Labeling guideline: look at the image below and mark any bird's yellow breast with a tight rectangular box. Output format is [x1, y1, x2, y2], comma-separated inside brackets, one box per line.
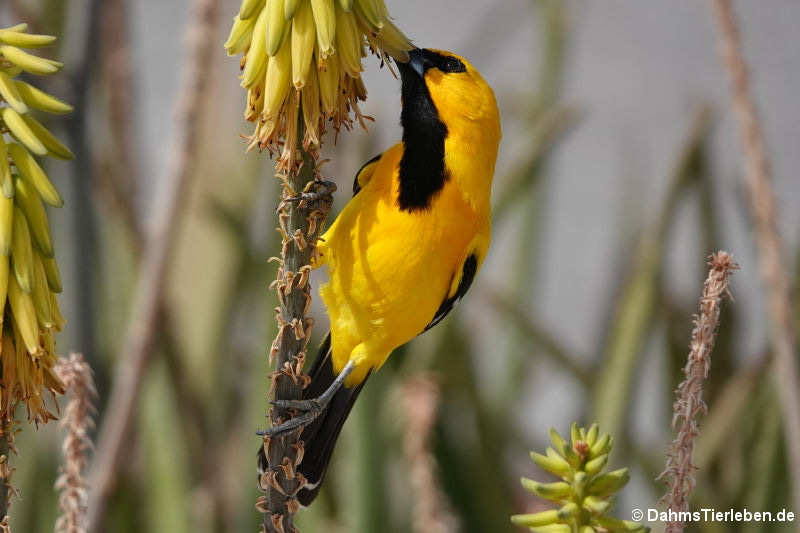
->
[318, 143, 489, 384]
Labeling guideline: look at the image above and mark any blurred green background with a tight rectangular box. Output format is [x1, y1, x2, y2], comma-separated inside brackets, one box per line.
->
[1, 0, 799, 532]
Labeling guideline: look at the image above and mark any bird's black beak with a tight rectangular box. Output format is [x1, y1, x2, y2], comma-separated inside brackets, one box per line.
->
[406, 48, 429, 78]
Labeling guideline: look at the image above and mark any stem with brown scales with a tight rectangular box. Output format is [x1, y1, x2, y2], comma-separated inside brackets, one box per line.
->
[660, 251, 738, 533]
[259, 130, 333, 533]
[709, 0, 800, 515]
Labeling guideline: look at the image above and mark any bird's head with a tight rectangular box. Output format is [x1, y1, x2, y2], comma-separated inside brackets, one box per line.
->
[397, 48, 500, 136]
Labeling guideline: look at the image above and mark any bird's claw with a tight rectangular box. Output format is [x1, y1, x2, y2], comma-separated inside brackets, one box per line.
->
[258, 410, 319, 438]
[271, 398, 323, 412]
[286, 180, 336, 209]
[257, 398, 325, 438]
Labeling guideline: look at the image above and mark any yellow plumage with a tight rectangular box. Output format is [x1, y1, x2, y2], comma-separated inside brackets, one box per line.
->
[315, 49, 501, 386]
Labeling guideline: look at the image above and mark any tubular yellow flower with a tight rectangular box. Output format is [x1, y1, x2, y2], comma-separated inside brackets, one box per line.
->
[0, 24, 72, 424]
[226, 0, 412, 170]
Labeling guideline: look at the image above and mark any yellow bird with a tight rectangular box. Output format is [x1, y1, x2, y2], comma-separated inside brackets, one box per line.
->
[261, 47, 501, 505]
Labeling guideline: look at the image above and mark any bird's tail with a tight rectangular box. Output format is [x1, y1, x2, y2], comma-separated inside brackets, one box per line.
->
[257, 333, 367, 506]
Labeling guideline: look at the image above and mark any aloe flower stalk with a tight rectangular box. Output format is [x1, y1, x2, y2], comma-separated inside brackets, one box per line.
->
[0, 23, 73, 424]
[225, 0, 413, 170]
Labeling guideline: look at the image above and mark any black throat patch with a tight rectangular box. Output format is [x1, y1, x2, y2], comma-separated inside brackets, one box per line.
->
[398, 62, 449, 211]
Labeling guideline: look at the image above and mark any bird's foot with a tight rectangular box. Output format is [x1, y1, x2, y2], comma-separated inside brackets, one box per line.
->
[285, 179, 337, 211]
[271, 398, 324, 411]
[257, 361, 355, 438]
[259, 398, 325, 438]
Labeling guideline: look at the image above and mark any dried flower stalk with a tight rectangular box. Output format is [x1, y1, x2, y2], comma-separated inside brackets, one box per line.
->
[660, 251, 737, 533]
[401, 376, 459, 533]
[259, 143, 333, 533]
[709, 0, 800, 515]
[0, 22, 72, 424]
[54, 354, 97, 533]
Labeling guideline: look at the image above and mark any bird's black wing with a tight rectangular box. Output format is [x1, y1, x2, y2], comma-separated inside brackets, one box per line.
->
[424, 253, 478, 332]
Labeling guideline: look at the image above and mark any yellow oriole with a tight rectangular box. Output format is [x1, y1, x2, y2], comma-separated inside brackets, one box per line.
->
[260, 48, 501, 504]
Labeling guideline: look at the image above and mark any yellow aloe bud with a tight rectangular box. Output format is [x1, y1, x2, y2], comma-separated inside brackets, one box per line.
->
[310, 0, 336, 59]
[10, 205, 34, 293]
[585, 468, 630, 498]
[263, 37, 292, 120]
[0, 70, 28, 113]
[14, 176, 54, 257]
[7, 143, 63, 206]
[225, 15, 257, 56]
[0, 29, 56, 48]
[291, 0, 316, 88]
[2, 107, 47, 155]
[520, 479, 572, 501]
[510, 510, 560, 528]
[335, 8, 363, 78]
[239, 0, 264, 20]
[265, 0, 289, 57]
[8, 273, 39, 353]
[21, 114, 74, 160]
[0, 44, 62, 75]
[582, 496, 611, 515]
[584, 453, 608, 476]
[13, 80, 73, 114]
[531, 450, 571, 478]
[557, 502, 579, 520]
[241, 6, 270, 88]
[570, 422, 582, 448]
[586, 423, 600, 446]
[318, 53, 340, 116]
[284, 0, 301, 19]
[354, 0, 383, 31]
[590, 433, 611, 457]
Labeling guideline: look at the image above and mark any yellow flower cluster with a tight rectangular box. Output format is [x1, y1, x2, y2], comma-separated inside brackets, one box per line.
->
[225, 0, 412, 170]
[0, 24, 73, 423]
[511, 423, 649, 533]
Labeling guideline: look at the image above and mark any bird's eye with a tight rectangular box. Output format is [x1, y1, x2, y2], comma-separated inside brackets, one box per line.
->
[440, 57, 466, 73]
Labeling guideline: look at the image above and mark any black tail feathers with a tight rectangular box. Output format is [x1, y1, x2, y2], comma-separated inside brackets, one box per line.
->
[257, 333, 367, 507]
